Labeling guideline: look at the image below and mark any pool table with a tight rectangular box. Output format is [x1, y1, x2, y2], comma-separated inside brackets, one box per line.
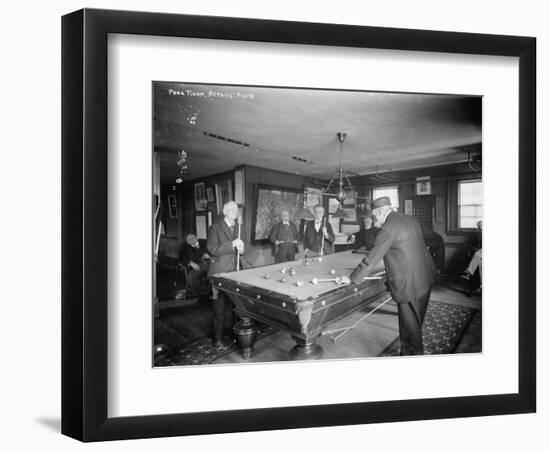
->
[210, 250, 388, 360]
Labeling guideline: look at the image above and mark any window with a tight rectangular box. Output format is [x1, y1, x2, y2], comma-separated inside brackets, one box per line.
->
[373, 186, 399, 209]
[458, 180, 483, 229]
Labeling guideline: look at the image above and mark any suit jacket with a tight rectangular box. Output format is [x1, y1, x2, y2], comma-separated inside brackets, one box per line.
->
[350, 211, 438, 304]
[268, 221, 300, 256]
[303, 220, 335, 255]
[350, 227, 380, 251]
[206, 219, 249, 277]
[179, 242, 206, 266]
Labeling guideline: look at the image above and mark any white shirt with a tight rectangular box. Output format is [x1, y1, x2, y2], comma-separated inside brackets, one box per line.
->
[224, 218, 236, 234]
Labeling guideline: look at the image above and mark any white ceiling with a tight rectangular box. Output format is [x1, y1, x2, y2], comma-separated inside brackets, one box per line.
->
[154, 83, 481, 184]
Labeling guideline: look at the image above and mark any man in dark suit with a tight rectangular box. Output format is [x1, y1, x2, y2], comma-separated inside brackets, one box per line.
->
[345, 197, 438, 355]
[348, 214, 379, 251]
[268, 210, 300, 263]
[303, 205, 335, 256]
[206, 201, 246, 349]
[179, 233, 210, 297]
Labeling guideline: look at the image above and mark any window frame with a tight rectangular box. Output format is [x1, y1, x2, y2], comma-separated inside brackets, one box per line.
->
[446, 175, 482, 236]
[457, 179, 483, 231]
[372, 185, 400, 210]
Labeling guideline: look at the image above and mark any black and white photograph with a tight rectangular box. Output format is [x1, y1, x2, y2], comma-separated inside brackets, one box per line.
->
[1, 1, 540, 448]
[153, 82, 483, 366]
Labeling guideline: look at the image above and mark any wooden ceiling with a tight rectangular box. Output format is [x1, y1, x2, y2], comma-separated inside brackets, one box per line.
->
[154, 82, 481, 184]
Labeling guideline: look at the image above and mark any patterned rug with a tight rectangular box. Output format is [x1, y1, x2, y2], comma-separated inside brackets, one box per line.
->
[379, 300, 477, 356]
[155, 300, 477, 365]
[154, 325, 277, 366]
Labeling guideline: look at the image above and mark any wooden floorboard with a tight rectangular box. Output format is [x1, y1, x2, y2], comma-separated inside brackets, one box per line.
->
[154, 280, 482, 364]
[214, 283, 482, 364]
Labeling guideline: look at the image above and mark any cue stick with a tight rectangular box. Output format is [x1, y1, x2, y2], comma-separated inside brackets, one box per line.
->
[236, 216, 241, 272]
[320, 216, 326, 257]
[328, 296, 393, 343]
[154, 221, 163, 256]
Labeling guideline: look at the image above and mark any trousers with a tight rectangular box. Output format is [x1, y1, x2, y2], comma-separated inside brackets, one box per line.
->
[397, 288, 431, 356]
[274, 244, 297, 263]
[212, 290, 234, 342]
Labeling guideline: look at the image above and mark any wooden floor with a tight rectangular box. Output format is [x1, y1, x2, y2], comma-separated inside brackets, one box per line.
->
[155, 267, 482, 365]
[214, 283, 481, 364]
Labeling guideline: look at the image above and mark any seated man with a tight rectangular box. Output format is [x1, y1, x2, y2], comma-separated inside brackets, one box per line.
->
[347, 214, 379, 251]
[268, 210, 300, 263]
[302, 204, 335, 256]
[179, 233, 210, 298]
[460, 220, 482, 292]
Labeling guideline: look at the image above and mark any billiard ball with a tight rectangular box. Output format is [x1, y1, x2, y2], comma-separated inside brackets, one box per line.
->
[280, 277, 287, 283]
[296, 280, 304, 287]
[311, 278, 319, 285]
[289, 268, 296, 276]
[317, 257, 323, 262]
[280, 267, 287, 273]
[304, 260, 310, 266]
[264, 273, 271, 279]
[329, 269, 336, 275]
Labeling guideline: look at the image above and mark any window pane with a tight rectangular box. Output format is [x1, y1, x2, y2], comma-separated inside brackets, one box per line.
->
[458, 180, 482, 229]
[373, 187, 399, 209]
[459, 180, 483, 205]
[460, 205, 478, 217]
[460, 217, 479, 229]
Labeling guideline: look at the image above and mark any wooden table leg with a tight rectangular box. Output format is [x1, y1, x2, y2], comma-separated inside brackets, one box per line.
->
[289, 336, 324, 360]
[233, 316, 259, 360]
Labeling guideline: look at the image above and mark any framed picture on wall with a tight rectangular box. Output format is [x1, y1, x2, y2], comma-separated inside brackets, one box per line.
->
[215, 180, 233, 214]
[206, 187, 215, 203]
[62, 8, 535, 443]
[167, 194, 177, 218]
[416, 176, 432, 195]
[234, 168, 245, 205]
[342, 207, 357, 222]
[194, 182, 207, 211]
[195, 214, 207, 239]
[342, 190, 356, 207]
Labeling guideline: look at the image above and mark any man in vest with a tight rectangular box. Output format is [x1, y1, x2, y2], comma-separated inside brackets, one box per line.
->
[268, 210, 300, 263]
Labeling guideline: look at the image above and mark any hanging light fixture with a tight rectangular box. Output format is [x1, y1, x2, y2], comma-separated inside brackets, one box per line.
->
[175, 149, 188, 183]
[295, 186, 315, 220]
[319, 132, 357, 219]
[332, 207, 348, 219]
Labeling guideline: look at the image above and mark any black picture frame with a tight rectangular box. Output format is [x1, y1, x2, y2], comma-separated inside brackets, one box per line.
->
[62, 8, 536, 442]
[252, 184, 304, 245]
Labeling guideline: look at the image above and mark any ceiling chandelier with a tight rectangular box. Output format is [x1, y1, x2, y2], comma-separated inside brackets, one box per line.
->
[322, 132, 354, 219]
[295, 132, 362, 220]
[175, 149, 188, 184]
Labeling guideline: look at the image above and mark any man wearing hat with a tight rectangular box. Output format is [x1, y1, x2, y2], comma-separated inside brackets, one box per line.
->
[345, 196, 438, 355]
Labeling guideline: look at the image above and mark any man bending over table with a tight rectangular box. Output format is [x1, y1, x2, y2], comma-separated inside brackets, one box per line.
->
[342, 197, 439, 356]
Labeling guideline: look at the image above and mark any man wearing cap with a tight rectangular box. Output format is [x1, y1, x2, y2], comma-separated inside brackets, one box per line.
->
[344, 196, 438, 355]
